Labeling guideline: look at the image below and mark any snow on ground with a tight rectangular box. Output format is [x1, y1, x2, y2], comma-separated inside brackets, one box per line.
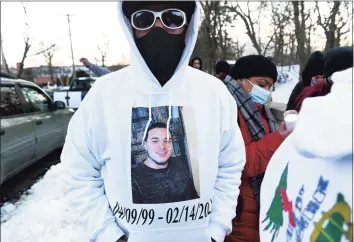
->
[272, 65, 300, 104]
[0, 68, 300, 241]
[1, 163, 88, 242]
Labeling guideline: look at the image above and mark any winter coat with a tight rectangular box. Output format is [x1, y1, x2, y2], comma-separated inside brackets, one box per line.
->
[287, 51, 324, 111]
[225, 104, 283, 242]
[286, 81, 304, 111]
[293, 80, 332, 112]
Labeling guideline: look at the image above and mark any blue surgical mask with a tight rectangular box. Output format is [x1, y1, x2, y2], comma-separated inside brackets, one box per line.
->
[247, 79, 271, 105]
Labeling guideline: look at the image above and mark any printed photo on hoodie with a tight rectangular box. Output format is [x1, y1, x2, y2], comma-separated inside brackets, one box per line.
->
[131, 106, 200, 204]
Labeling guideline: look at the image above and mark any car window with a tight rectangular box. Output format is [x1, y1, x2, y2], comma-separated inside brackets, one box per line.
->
[0, 85, 24, 117]
[20, 86, 50, 113]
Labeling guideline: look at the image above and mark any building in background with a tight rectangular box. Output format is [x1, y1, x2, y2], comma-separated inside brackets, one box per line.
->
[21, 65, 98, 86]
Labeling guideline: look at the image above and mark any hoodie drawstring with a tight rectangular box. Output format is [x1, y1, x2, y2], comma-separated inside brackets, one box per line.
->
[140, 82, 173, 145]
[141, 79, 153, 146]
[166, 91, 173, 141]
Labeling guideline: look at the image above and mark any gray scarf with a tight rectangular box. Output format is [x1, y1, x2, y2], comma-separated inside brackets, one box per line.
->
[224, 75, 278, 142]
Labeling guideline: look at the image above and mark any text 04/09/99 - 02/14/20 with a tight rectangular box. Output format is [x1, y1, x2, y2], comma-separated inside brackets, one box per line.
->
[112, 200, 212, 226]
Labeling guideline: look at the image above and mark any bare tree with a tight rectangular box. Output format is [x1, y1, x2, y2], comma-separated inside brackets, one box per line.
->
[97, 41, 110, 67]
[195, 1, 236, 73]
[17, 1, 32, 78]
[271, 2, 291, 65]
[40, 42, 56, 83]
[1, 34, 11, 74]
[234, 38, 246, 60]
[315, 1, 351, 52]
[291, 1, 314, 73]
[93, 57, 99, 65]
[199, 1, 219, 73]
[217, 12, 238, 60]
[228, 2, 276, 56]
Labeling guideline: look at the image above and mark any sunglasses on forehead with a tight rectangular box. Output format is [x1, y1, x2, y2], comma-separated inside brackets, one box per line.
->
[131, 8, 187, 31]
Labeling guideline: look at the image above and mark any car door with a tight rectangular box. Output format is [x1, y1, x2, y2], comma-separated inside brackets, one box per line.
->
[19, 85, 61, 159]
[54, 89, 82, 109]
[0, 84, 36, 184]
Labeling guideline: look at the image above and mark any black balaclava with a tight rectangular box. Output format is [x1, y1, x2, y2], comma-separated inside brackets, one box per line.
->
[135, 28, 186, 87]
[123, 1, 195, 87]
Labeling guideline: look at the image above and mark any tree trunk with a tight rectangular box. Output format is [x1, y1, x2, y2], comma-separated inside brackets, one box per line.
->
[49, 62, 54, 83]
[292, 1, 307, 74]
[17, 42, 30, 78]
[325, 2, 341, 52]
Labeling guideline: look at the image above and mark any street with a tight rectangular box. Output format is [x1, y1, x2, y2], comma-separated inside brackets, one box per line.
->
[0, 148, 62, 206]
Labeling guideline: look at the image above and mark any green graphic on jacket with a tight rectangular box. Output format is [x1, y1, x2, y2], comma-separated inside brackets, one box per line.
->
[262, 163, 293, 242]
[311, 193, 353, 242]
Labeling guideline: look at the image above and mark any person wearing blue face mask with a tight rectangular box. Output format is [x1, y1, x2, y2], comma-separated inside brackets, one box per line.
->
[223, 55, 292, 242]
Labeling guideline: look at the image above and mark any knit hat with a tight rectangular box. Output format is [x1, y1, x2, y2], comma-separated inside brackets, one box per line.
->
[323, 46, 353, 78]
[301, 51, 325, 86]
[230, 55, 278, 82]
[215, 60, 230, 74]
[122, 1, 196, 23]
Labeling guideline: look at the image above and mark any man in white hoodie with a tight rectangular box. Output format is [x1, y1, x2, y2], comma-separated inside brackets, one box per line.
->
[60, 1, 246, 242]
[259, 46, 353, 242]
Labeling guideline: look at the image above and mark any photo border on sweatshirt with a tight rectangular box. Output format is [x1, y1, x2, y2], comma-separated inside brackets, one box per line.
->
[130, 106, 200, 204]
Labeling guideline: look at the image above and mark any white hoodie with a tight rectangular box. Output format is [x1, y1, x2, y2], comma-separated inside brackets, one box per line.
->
[60, 2, 246, 242]
[259, 68, 353, 242]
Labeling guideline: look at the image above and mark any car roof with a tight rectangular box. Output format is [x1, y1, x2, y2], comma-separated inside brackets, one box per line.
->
[0, 77, 39, 87]
[0, 72, 17, 79]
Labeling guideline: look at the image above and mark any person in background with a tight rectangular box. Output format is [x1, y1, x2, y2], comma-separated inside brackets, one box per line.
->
[259, 46, 353, 242]
[292, 77, 332, 112]
[292, 46, 353, 112]
[189, 56, 203, 70]
[215, 60, 230, 81]
[75, 70, 90, 78]
[79, 57, 111, 77]
[286, 51, 325, 111]
[224, 55, 292, 242]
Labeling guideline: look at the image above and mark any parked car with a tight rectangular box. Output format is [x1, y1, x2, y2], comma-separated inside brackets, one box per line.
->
[0, 73, 75, 184]
[53, 77, 96, 109]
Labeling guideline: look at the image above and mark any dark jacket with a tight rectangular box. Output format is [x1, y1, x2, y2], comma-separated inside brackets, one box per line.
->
[286, 81, 304, 111]
[293, 80, 333, 112]
[287, 51, 324, 111]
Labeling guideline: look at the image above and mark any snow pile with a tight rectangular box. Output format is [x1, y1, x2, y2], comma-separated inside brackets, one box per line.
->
[1, 164, 88, 242]
[272, 65, 300, 104]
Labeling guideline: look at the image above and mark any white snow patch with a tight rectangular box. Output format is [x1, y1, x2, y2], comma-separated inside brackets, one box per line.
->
[1, 163, 88, 242]
[272, 65, 300, 104]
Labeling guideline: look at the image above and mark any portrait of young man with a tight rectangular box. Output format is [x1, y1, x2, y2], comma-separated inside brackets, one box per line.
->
[131, 121, 199, 204]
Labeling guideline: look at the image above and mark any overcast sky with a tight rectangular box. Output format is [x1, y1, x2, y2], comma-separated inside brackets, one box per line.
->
[1, 2, 349, 68]
[1, 2, 132, 67]
[1, 2, 262, 68]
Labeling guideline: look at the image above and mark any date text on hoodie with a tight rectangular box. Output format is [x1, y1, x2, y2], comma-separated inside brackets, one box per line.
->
[113, 200, 212, 226]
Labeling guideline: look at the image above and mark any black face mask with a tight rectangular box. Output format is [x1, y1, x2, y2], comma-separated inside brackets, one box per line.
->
[135, 28, 186, 87]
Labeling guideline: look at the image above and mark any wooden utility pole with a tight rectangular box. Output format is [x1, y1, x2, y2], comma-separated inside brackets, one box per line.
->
[63, 14, 76, 79]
